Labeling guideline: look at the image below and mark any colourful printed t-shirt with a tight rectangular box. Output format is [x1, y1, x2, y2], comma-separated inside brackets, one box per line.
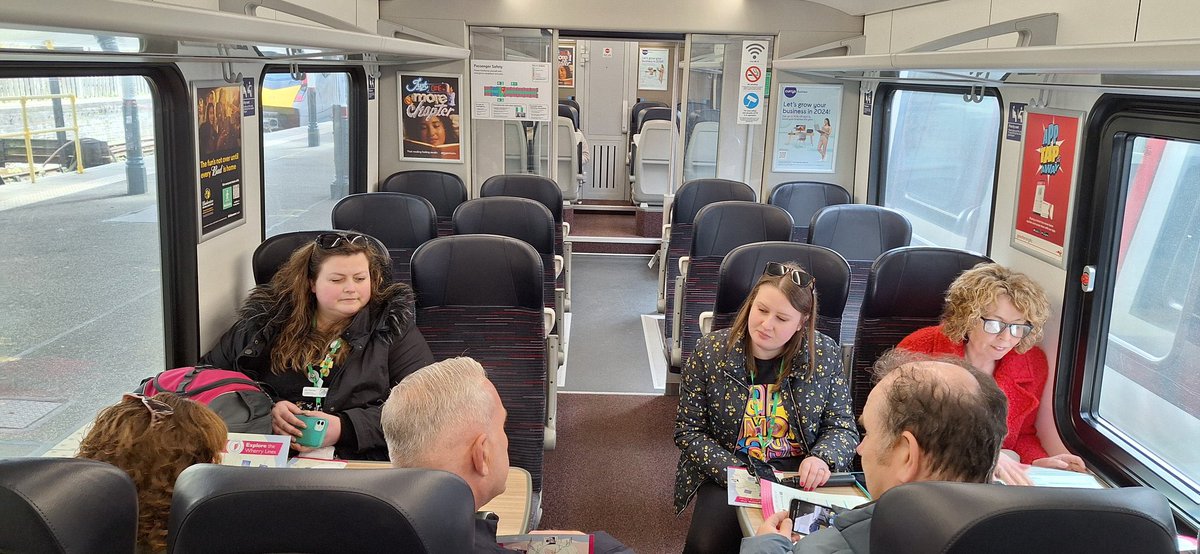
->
[737, 357, 803, 461]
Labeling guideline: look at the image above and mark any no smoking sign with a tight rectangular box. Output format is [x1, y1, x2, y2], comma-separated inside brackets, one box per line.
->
[745, 66, 762, 82]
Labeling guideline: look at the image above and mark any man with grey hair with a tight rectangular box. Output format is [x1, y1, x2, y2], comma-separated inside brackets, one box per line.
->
[740, 349, 1009, 554]
[383, 357, 632, 554]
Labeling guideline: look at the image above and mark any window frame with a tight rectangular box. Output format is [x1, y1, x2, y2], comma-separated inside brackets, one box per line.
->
[258, 65, 367, 238]
[1062, 94, 1200, 530]
[867, 82, 1004, 255]
[0, 62, 198, 366]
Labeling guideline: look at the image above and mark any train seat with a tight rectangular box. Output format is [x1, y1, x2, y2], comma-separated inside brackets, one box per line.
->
[870, 482, 1177, 554]
[0, 458, 137, 554]
[504, 121, 530, 174]
[632, 119, 677, 206]
[453, 196, 563, 339]
[683, 121, 718, 182]
[660, 178, 756, 342]
[379, 169, 468, 237]
[480, 174, 572, 311]
[411, 235, 553, 496]
[251, 230, 389, 286]
[672, 202, 793, 368]
[808, 204, 912, 345]
[629, 100, 667, 138]
[638, 106, 675, 131]
[704, 242, 850, 344]
[168, 465, 473, 553]
[848, 246, 990, 421]
[331, 192, 437, 286]
[533, 114, 581, 202]
[768, 181, 852, 243]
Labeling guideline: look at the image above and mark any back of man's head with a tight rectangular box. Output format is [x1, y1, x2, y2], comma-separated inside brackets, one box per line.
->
[382, 357, 493, 469]
[872, 349, 1008, 483]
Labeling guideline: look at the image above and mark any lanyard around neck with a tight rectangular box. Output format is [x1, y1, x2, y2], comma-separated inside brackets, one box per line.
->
[305, 338, 342, 409]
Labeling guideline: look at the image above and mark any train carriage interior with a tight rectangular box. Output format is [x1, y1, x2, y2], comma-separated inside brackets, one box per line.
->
[2, 0, 1200, 551]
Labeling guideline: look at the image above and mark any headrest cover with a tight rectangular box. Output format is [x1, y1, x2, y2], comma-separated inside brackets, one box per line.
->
[672, 179, 756, 224]
[863, 246, 991, 318]
[380, 170, 468, 218]
[453, 197, 555, 255]
[871, 482, 1177, 554]
[716, 241, 851, 318]
[411, 234, 545, 310]
[692, 202, 793, 258]
[332, 192, 437, 249]
[480, 174, 564, 223]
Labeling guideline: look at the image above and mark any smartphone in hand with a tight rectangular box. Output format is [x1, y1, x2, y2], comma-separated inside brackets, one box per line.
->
[790, 499, 837, 535]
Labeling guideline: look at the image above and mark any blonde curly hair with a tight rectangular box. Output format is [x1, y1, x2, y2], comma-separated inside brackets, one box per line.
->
[77, 392, 227, 552]
[941, 263, 1050, 353]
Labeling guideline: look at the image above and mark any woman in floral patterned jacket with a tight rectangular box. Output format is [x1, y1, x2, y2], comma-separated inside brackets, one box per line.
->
[674, 261, 859, 554]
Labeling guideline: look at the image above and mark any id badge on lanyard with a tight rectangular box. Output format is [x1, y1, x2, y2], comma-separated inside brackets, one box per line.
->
[304, 338, 341, 409]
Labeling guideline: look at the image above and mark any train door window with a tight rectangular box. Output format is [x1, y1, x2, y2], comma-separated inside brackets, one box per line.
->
[872, 85, 1001, 254]
[261, 69, 358, 237]
[1068, 102, 1200, 524]
[0, 73, 166, 456]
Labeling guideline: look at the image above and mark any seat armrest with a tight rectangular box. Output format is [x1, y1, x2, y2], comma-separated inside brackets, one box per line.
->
[679, 256, 690, 277]
[562, 222, 570, 237]
[553, 255, 564, 278]
[699, 311, 713, 335]
[542, 308, 555, 338]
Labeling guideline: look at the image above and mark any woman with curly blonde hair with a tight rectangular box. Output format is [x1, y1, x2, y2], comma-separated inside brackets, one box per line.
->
[77, 392, 227, 553]
[897, 262, 1086, 486]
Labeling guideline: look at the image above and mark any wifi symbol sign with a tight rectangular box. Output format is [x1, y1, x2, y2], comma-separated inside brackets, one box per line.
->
[744, 42, 765, 60]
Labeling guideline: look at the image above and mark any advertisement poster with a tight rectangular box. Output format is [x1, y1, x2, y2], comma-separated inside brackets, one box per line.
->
[638, 47, 669, 91]
[196, 82, 244, 240]
[737, 40, 769, 125]
[1011, 109, 1083, 267]
[558, 45, 575, 88]
[772, 84, 841, 173]
[399, 73, 462, 162]
[470, 61, 553, 122]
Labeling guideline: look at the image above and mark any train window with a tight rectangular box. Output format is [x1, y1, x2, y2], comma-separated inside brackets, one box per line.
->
[262, 69, 355, 236]
[0, 73, 164, 455]
[873, 85, 1001, 255]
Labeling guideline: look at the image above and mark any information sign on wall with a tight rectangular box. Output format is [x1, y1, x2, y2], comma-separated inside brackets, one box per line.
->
[773, 84, 841, 173]
[470, 61, 553, 122]
[737, 40, 769, 125]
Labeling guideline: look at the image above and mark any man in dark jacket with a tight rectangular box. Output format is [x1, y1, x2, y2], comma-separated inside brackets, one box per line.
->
[741, 350, 1009, 554]
[382, 357, 632, 554]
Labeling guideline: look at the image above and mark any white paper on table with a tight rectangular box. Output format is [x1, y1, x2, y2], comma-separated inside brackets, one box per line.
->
[727, 466, 763, 507]
[1024, 466, 1107, 489]
[760, 480, 868, 518]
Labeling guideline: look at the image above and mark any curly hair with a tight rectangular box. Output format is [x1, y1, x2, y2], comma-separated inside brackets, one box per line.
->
[77, 393, 227, 552]
[940, 263, 1050, 353]
[725, 261, 819, 384]
[244, 234, 402, 374]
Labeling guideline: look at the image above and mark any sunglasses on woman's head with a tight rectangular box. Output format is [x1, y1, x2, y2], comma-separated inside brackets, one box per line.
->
[764, 261, 815, 288]
[314, 233, 369, 249]
[123, 393, 174, 425]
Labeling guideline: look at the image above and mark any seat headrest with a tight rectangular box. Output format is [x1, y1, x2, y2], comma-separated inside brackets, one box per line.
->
[808, 204, 912, 261]
[863, 246, 991, 318]
[453, 197, 555, 255]
[0, 457, 138, 554]
[557, 104, 580, 129]
[251, 230, 390, 286]
[480, 174, 564, 223]
[768, 181, 851, 226]
[379, 170, 468, 218]
[332, 192, 437, 249]
[168, 465, 475, 554]
[672, 179, 756, 224]
[715, 241, 851, 317]
[692, 202, 793, 258]
[871, 482, 1177, 554]
[411, 235, 545, 310]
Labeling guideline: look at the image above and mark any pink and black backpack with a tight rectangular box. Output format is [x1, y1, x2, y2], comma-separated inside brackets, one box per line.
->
[138, 366, 274, 434]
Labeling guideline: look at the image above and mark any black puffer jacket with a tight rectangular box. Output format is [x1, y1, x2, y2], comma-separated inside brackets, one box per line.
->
[202, 284, 433, 460]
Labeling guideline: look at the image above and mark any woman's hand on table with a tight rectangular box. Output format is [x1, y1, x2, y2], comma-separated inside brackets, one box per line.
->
[796, 456, 832, 491]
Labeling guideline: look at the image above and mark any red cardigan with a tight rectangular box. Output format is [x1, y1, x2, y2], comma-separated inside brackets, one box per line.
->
[897, 325, 1050, 463]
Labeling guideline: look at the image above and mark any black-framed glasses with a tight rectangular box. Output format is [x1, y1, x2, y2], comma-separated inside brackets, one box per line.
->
[980, 318, 1034, 339]
[315, 232, 369, 249]
[123, 393, 174, 424]
[764, 261, 815, 288]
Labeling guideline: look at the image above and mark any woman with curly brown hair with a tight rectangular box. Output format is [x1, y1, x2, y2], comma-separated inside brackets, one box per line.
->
[77, 392, 227, 553]
[202, 232, 433, 460]
[897, 262, 1086, 486]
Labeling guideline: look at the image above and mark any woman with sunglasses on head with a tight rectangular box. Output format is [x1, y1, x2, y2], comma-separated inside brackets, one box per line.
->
[202, 232, 434, 460]
[674, 261, 858, 554]
[78, 393, 227, 553]
[897, 262, 1086, 486]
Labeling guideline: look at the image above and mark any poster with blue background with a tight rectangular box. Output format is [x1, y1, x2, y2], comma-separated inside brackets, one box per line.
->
[773, 84, 842, 173]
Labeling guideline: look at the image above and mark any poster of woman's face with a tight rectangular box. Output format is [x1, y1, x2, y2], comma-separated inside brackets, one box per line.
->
[399, 73, 462, 162]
